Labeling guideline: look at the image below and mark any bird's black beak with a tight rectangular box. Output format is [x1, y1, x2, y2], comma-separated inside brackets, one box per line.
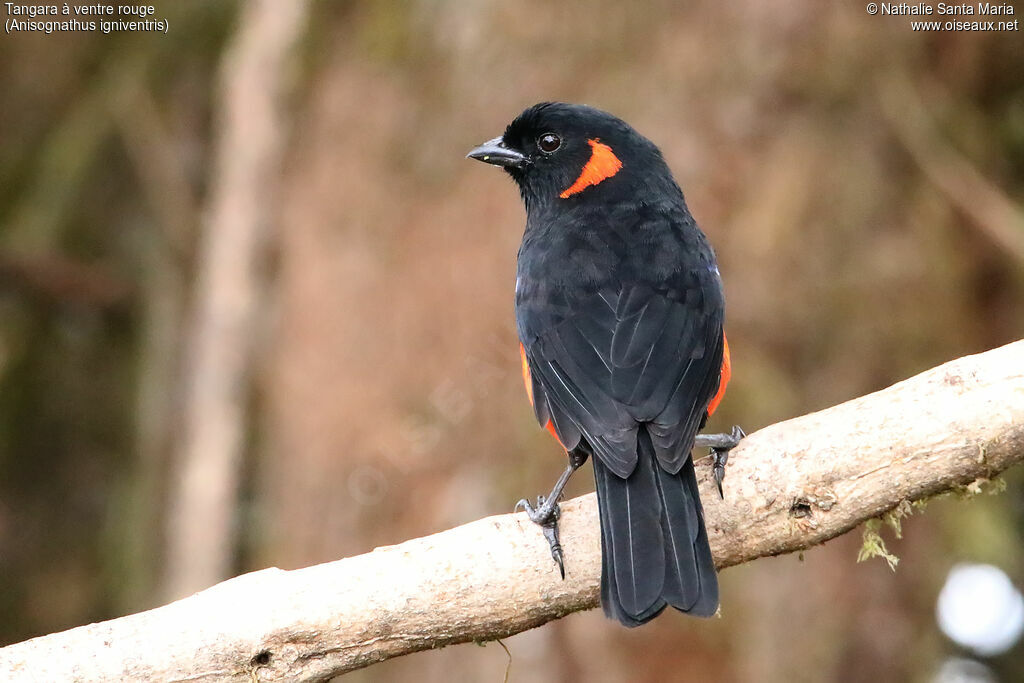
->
[466, 137, 527, 169]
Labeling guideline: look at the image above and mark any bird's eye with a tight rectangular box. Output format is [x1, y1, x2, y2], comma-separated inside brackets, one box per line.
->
[537, 133, 561, 153]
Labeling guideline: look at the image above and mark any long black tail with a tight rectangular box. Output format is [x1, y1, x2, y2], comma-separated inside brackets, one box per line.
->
[593, 428, 718, 626]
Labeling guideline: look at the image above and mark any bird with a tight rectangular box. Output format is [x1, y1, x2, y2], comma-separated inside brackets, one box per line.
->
[467, 102, 742, 627]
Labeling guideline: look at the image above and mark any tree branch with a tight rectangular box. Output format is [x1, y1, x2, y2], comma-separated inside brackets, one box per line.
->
[3, 341, 1023, 682]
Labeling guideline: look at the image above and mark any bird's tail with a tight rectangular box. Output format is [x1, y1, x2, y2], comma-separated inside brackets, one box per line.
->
[594, 427, 718, 626]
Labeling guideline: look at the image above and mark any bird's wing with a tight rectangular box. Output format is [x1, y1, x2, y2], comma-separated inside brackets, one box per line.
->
[519, 270, 724, 477]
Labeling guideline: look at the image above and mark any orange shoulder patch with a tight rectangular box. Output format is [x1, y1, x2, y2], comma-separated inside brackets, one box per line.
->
[544, 419, 562, 446]
[520, 343, 566, 448]
[706, 333, 730, 417]
[520, 343, 534, 408]
[559, 139, 623, 199]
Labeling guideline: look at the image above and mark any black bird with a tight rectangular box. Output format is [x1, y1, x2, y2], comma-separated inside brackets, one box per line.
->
[468, 103, 741, 626]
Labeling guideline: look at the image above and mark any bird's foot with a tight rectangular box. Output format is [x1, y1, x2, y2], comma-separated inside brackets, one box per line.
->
[515, 495, 565, 579]
[695, 425, 745, 498]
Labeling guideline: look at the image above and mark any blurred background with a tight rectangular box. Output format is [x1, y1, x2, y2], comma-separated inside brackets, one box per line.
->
[1, 1, 1023, 681]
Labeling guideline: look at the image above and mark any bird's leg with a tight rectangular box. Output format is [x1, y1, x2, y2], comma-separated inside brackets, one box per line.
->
[515, 450, 588, 579]
[695, 425, 745, 498]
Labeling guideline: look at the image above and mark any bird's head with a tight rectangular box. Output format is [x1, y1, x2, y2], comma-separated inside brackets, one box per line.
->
[467, 102, 680, 212]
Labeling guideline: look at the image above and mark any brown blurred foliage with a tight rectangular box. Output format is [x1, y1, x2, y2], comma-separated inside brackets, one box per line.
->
[1, 1, 1022, 681]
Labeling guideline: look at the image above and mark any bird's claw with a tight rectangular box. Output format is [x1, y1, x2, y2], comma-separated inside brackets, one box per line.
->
[515, 495, 565, 578]
[542, 522, 565, 579]
[515, 495, 541, 515]
[707, 425, 745, 499]
[515, 494, 560, 522]
[712, 450, 728, 499]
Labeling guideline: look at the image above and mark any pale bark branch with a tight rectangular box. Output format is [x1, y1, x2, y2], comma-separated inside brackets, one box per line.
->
[3, 341, 1023, 682]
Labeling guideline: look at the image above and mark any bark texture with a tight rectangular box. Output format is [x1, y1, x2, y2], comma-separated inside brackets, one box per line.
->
[3, 341, 1022, 682]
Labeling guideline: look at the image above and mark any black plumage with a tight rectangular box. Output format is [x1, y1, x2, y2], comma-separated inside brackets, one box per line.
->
[469, 102, 726, 625]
